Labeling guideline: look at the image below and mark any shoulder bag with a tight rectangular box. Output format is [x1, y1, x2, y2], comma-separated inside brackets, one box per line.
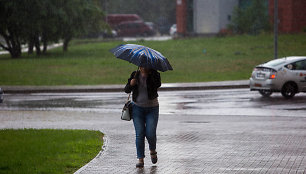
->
[121, 93, 133, 121]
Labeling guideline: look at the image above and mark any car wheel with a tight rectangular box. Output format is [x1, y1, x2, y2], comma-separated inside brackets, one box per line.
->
[258, 90, 273, 97]
[281, 83, 297, 99]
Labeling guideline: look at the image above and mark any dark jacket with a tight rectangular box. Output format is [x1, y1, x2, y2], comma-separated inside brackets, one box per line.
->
[124, 70, 161, 102]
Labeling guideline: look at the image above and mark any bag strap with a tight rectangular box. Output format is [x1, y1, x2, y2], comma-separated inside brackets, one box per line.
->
[127, 67, 139, 102]
[127, 93, 131, 101]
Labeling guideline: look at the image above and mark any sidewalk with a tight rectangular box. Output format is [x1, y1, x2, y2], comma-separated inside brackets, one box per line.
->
[1, 80, 249, 93]
[1, 85, 306, 173]
[1, 110, 306, 174]
[0, 43, 63, 55]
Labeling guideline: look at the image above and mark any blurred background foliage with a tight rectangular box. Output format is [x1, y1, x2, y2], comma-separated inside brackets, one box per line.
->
[0, 0, 106, 58]
[228, 0, 271, 34]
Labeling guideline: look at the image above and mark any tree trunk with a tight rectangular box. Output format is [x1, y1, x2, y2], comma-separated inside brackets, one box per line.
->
[43, 40, 48, 53]
[41, 32, 48, 54]
[9, 48, 22, 58]
[8, 39, 21, 58]
[34, 36, 41, 55]
[63, 37, 71, 52]
[28, 39, 34, 54]
[0, 30, 22, 58]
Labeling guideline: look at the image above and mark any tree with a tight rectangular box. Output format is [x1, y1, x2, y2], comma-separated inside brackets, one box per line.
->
[228, 0, 270, 35]
[24, 0, 44, 55]
[101, 0, 176, 32]
[0, 0, 106, 58]
[39, 0, 63, 53]
[57, 0, 105, 51]
[0, 1, 27, 58]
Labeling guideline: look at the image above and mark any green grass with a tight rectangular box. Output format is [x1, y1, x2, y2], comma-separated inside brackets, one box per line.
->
[1, 33, 306, 85]
[0, 129, 103, 174]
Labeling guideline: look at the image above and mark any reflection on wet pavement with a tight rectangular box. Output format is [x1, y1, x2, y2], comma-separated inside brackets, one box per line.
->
[1, 89, 306, 117]
[1, 89, 306, 173]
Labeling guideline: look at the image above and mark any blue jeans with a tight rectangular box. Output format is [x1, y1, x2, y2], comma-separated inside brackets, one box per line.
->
[132, 103, 159, 159]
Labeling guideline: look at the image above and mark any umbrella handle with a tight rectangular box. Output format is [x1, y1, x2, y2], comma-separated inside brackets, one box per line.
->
[136, 66, 140, 76]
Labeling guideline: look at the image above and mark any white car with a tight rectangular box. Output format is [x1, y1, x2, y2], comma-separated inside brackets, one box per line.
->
[169, 24, 177, 36]
[250, 56, 306, 98]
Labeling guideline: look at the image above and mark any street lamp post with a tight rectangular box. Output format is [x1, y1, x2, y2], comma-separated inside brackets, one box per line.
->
[274, 0, 278, 59]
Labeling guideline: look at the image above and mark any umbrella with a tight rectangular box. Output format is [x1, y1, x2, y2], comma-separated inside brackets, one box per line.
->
[110, 44, 173, 72]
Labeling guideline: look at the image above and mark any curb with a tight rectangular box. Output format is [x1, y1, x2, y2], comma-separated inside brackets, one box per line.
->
[1, 80, 250, 94]
[74, 130, 108, 174]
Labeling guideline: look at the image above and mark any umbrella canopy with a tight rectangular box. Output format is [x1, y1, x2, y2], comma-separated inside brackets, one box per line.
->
[110, 44, 173, 72]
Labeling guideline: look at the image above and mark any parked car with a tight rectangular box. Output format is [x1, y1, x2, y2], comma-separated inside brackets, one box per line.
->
[250, 56, 306, 98]
[169, 24, 177, 36]
[106, 14, 142, 28]
[145, 22, 156, 32]
[85, 29, 117, 39]
[115, 21, 155, 37]
[158, 24, 171, 35]
[100, 29, 117, 38]
[0, 88, 3, 103]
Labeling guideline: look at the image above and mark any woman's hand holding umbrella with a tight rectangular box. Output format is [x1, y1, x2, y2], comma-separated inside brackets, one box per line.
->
[130, 78, 137, 86]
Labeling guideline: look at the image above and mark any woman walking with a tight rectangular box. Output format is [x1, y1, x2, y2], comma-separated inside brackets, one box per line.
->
[124, 67, 161, 168]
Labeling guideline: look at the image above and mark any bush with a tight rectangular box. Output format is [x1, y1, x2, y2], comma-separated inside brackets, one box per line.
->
[228, 0, 271, 35]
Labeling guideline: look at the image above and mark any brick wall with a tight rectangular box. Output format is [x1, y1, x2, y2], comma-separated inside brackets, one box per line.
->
[292, 0, 306, 32]
[176, 0, 187, 35]
[269, 0, 306, 33]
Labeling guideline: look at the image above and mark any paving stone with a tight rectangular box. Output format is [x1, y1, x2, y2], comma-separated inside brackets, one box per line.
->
[1, 110, 306, 174]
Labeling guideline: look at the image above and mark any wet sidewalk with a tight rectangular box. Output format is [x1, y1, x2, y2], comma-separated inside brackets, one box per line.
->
[1, 110, 305, 174]
[2, 80, 249, 93]
[0, 43, 63, 55]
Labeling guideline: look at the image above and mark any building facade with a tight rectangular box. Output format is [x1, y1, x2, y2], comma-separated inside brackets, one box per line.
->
[177, 0, 306, 35]
[193, 0, 238, 34]
[177, 0, 238, 35]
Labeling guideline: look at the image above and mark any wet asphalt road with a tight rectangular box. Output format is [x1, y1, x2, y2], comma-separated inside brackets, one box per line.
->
[1, 88, 306, 173]
[1, 88, 306, 117]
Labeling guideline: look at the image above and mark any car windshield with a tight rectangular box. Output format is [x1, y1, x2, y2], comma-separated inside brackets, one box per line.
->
[264, 59, 286, 67]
